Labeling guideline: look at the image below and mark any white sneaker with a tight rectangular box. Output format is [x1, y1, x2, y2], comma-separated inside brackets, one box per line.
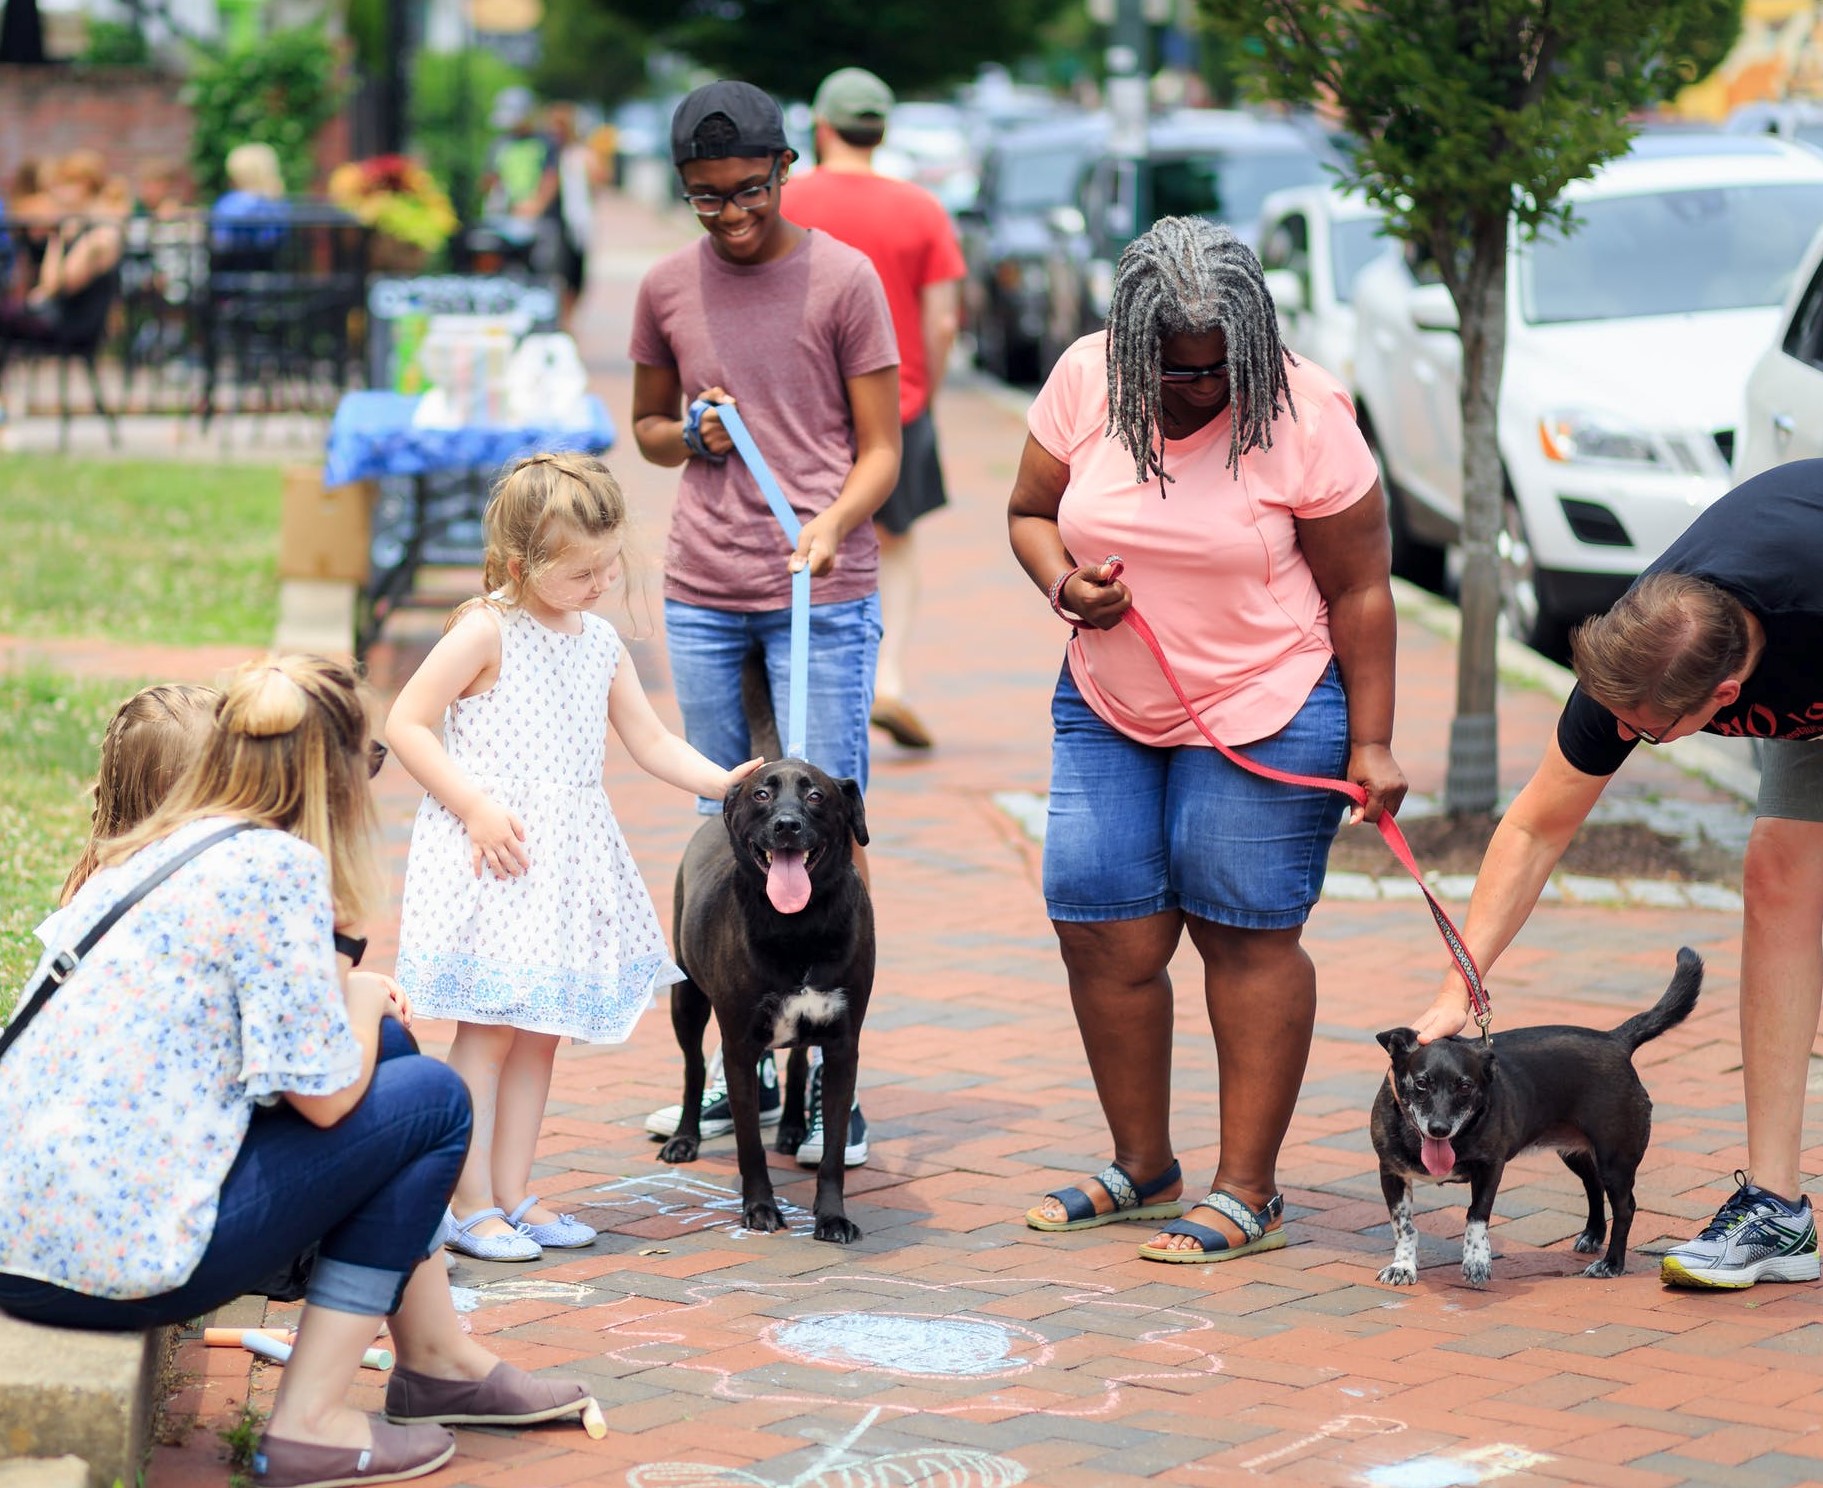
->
[645, 1048, 780, 1139]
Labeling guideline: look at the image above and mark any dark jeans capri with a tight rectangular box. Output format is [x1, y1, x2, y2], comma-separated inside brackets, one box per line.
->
[0, 1019, 472, 1329]
[874, 410, 948, 537]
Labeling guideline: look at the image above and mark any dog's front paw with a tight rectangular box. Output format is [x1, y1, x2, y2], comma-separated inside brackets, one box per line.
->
[1376, 1264, 1416, 1286]
[774, 1122, 806, 1156]
[1461, 1257, 1491, 1287]
[814, 1214, 862, 1245]
[657, 1134, 700, 1164]
[1573, 1230, 1606, 1255]
[743, 1199, 785, 1233]
[1581, 1256, 1625, 1279]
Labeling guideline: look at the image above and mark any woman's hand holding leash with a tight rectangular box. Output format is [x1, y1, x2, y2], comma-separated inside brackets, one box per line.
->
[688, 388, 737, 459]
[1345, 742, 1408, 825]
[1411, 989, 1473, 1045]
[1057, 559, 1130, 629]
[464, 797, 530, 878]
[790, 510, 844, 577]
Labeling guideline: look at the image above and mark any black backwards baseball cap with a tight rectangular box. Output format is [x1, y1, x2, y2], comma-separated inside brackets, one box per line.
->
[671, 81, 792, 166]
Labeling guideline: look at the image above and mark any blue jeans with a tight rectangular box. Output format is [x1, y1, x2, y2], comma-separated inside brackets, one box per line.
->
[1044, 660, 1349, 929]
[0, 1020, 471, 1329]
[665, 594, 881, 813]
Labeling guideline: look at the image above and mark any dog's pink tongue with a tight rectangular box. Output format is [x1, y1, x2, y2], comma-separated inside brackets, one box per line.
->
[1421, 1136, 1456, 1176]
[766, 850, 812, 914]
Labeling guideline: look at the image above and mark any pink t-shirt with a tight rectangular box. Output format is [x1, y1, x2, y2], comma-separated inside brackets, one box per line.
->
[786, 170, 967, 423]
[630, 232, 899, 611]
[1028, 332, 1378, 747]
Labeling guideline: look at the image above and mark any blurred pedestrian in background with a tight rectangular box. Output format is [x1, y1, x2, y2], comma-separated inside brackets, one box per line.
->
[788, 67, 966, 752]
[480, 86, 561, 280]
[546, 102, 605, 330]
[210, 141, 289, 267]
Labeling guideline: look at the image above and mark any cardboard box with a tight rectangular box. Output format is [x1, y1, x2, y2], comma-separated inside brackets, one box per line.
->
[278, 467, 373, 584]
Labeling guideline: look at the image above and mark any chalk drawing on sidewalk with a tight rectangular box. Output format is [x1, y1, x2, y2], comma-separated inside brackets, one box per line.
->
[593, 1272, 1227, 1420]
[592, 1171, 818, 1238]
[1237, 1414, 1406, 1471]
[627, 1405, 1028, 1488]
[463, 1277, 597, 1306]
[766, 1312, 1046, 1379]
[1363, 1443, 1553, 1487]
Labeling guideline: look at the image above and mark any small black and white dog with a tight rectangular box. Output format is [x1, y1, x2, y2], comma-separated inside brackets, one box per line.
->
[1371, 947, 1702, 1287]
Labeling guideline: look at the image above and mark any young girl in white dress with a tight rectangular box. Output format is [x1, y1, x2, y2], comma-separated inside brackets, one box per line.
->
[388, 451, 759, 1262]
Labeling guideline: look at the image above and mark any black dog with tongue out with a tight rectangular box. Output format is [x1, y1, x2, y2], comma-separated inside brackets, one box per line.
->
[1370, 946, 1702, 1287]
[657, 758, 874, 1243]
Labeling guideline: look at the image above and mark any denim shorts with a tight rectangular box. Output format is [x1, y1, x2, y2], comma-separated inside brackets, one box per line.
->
[666, 594, 881, 813]
[1043, 659, 1349, 929]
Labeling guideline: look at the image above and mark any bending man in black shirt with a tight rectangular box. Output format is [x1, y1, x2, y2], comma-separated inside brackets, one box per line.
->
[1411, 458, 1823, 1290]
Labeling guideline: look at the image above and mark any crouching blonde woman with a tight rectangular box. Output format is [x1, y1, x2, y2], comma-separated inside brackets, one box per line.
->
[0, 657, 593, 1488]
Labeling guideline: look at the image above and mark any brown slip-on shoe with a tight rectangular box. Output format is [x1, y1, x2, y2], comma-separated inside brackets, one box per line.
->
[253, 1419, 454, 1488]
[384, 1360, 591, 1426]
[870, 696, 934, 749]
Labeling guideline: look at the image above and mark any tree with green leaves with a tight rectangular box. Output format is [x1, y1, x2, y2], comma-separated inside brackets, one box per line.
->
[583, 0, 1065, 100]
[1199, 1, 1738, 814]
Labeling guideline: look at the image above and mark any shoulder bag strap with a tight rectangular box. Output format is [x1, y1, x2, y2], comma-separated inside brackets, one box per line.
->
[0, 820, 258, 1064]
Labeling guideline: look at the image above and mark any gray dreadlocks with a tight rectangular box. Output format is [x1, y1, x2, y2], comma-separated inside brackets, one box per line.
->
[1103, 216, 1295, 486]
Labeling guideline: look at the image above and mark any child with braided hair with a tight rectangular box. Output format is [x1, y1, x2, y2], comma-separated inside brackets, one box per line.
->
[388, 451, 760, 1262]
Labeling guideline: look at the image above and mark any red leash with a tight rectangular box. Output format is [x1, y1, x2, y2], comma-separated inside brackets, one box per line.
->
[1094, 556, 1492, 1041]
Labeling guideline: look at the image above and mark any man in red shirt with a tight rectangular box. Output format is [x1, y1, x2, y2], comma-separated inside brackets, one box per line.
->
[788, 68, 967, 751]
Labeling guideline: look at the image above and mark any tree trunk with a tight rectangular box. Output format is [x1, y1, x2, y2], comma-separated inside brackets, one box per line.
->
[1444, 217, 1510, 816]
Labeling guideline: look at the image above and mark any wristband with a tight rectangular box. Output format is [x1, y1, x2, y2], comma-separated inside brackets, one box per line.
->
[1048, 566, 1085, 624]
[333, 930, 367, 966]
[682, 397, 727, 463]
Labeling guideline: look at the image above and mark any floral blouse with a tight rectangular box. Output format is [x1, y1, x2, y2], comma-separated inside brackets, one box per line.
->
[0, 818, 361, 1299]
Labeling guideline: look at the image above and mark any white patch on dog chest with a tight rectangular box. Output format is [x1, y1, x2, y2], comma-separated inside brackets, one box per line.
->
[771, 987, 847, 1047]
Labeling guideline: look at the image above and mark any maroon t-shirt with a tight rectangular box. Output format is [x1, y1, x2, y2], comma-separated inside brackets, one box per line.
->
[629, 231, 899, 611]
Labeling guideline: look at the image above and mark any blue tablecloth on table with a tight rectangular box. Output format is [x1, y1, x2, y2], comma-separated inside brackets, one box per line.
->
[324, 391, 617, 489]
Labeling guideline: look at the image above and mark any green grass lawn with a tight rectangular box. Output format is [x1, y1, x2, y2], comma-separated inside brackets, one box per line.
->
[0, 455, 282, 646]
[0, 671, 141, 1019]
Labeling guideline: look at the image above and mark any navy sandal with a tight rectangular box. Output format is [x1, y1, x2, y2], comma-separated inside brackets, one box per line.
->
[1138, 1189, 1286, 1262]
[1025, 1158, 1185, 1232]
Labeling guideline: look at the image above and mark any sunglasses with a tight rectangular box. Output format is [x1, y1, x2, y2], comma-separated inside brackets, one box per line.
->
[367, 740, 389, 778]
[1159, 360, 1229, 383]
[682, 158, 783, 217]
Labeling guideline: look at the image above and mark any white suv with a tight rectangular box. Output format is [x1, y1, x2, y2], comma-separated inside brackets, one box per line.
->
[1351, 133, 1823, 651]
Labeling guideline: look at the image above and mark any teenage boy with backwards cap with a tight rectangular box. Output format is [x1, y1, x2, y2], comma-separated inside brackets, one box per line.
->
[788, 67, 968, 753]
[630, 80, 900, 1170]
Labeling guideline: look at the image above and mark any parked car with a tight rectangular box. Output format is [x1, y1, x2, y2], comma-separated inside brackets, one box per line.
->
[1037, 109, 1339, 378]
[1724, 100, 1823, 155]
[1350, 132, 1823, 652]
[1256, 184, 1390, 388]
[956, 113, 1107, 384]
[1737, 222, 1823, 479]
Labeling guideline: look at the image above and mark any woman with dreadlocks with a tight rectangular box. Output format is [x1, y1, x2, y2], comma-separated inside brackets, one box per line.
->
[1010, 216, 1406, 1262]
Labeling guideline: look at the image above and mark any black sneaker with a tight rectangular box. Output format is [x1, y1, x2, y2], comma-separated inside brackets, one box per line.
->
[646, 1048, 779, 1139]
[796, 1062, 868, 1167]
[1661, 1171, 1820, 1289]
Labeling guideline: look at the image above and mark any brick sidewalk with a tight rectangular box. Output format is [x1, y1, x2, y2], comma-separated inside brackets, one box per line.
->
[106, 191, 1823, 1486]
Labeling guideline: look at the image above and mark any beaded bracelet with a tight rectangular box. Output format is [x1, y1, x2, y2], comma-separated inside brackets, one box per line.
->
[1048, 566, 1086, 624]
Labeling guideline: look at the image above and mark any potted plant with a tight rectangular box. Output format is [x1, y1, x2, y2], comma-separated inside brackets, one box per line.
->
[327, 154, 460, 272]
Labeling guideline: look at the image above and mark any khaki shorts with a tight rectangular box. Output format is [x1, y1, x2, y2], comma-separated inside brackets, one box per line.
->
[1756, 739, 1823, 823]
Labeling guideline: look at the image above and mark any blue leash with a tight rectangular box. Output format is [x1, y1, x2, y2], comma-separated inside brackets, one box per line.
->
[712, 402, 810, 760]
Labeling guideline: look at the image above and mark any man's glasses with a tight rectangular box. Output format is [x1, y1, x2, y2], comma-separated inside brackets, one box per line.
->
[682, 160, 783, 217]
[1628, 713, 1681, 747]
[1159, 361, 1229, 383]
[368, 740, 389, 778]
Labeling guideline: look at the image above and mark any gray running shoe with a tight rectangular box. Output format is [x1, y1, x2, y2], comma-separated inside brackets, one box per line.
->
[1661, 1172, 1819, 1289]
